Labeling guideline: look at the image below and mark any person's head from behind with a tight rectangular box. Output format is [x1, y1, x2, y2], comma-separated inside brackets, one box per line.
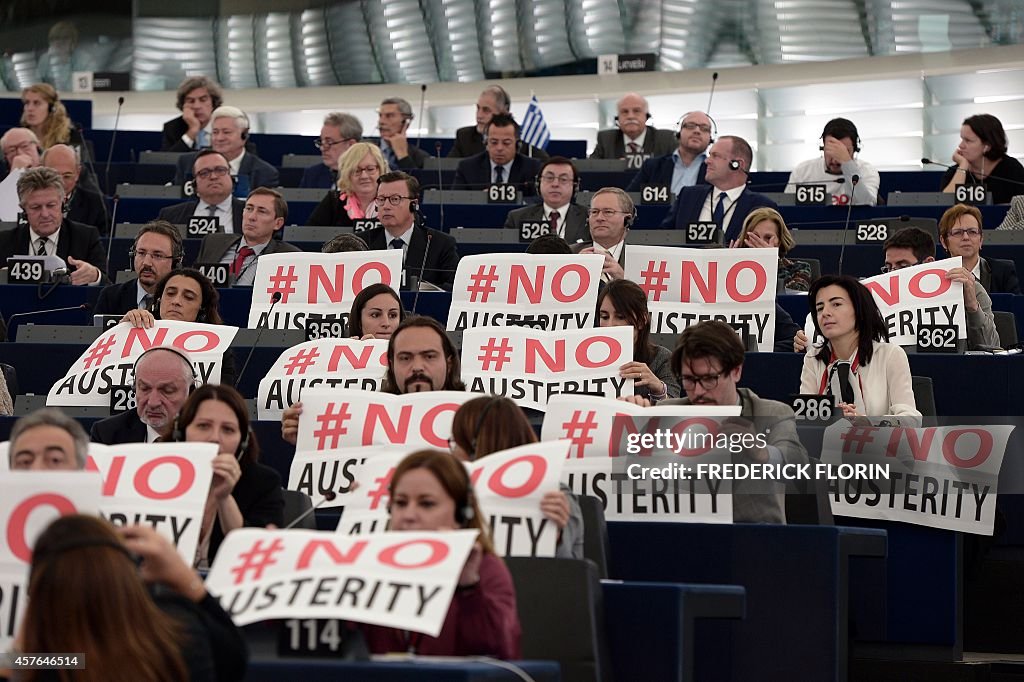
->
[153, 268, 223, 324]
[25, 514, 187, 679]
[671, 321, 746, 406]
[134, 347, 195, 432]
[449, 396, 536, 462]
[337, 141, 387, 197]
[9, 408, 87, 470]
[169, 384, 258, 464]
[736, 207, 795, 256]
[938, 203, 984, 261]
[808, 274, 888, 364]
[388, 449, 493, 553]
[321, 233, 368, 253]
[882, 227, 935, 273]
[132, 221, 183, 290]
[40, 144, 79, 193]
[597, 279, 651, 359]
[383, 315, 465, 393]
[526, 234, 572, 254]
[349, 283, 404, 340]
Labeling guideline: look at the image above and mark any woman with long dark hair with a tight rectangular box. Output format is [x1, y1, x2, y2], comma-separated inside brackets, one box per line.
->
[940, 113, 1024, 204]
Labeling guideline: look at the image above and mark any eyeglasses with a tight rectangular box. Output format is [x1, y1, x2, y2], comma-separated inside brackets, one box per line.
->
[134, 249, 175, 262]
[540, 174, 574, 185]
[314, 138, 352, 150]
[587, 208, 628, 218]
[681, 122, 713, 134]
[352, 165, 380, 176]
[375, 194, 414, 206]
[948, 228, 981, 239]
[195, 166, 230, 180]
[880, 260, 921, 274]
[680, 372, 723, 390]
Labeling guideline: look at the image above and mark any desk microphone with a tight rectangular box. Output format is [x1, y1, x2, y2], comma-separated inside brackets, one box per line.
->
[837, 174, 859, 275]
[235, 291, 281, 390]
[411, 233, 432, 314]
[104, 96, 125, 198]
[435, 141, 445, 231]
[105, 193, 120, 270]
[415, 84, 427, 149]
[283, 490, 338, 530]
[6, 303, 90, 341]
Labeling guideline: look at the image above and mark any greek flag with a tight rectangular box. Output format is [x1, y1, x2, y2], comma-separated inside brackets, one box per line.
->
[520, 95, 551, 151]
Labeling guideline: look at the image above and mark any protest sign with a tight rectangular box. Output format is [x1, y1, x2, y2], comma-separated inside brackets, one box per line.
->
[860, 257, 966, 346]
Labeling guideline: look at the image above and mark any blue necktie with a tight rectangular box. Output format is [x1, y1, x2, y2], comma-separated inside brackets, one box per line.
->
[382, 144, 398, 170]
[494, 165, 504, 184]
[712, 191, 727, 226]
[196, 129, 210, 148]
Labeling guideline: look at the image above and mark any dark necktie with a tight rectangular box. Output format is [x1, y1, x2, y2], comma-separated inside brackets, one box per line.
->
[207, 204, 218, 217]
[835, 362, 856, 405]
[549, 210, 560, 237]
[140, 294, 153, 310]
[35, 237, 47, 256]
[494, 165, 504, 184]
[627, 142, 639, 155]
[231, 246, 254, 275]
[712, 191, 727, 226]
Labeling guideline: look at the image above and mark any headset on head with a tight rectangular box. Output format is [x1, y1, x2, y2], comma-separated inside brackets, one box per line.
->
[675, 113, 718, 144]
[171, 415, 251, 461]
[614, 112, 652, 125]
[152, 295, 208, 323]
[819, 120, 861, 154]
[386, 459, 476, 524]
[534, 162, 581, 196]
[128, 237, 184, 270]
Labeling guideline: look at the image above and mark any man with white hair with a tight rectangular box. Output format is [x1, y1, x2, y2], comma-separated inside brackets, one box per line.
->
[173, 106, 279, 191]
[1, 127, 42, 220]
[591, 92, 676, 160]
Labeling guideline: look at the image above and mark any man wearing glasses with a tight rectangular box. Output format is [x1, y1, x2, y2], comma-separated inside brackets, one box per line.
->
[300, 112, 363, 189]
[362, 171, 459, 290]
[660, 320, 808, 524]
[627, 111, 711, 195]
[94, 221, 182, 315]
[938, 203, 1019, 294]
[503, 156, 590, 243]
[572, 187, 633, 282]
[159, 150, 245, 233]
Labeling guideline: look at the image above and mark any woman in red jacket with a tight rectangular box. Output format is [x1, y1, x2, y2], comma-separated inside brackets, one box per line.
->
[360, 449, 522, 659]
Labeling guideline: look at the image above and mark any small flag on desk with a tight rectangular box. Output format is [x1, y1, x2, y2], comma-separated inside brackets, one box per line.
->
[520, 95, 551, 152]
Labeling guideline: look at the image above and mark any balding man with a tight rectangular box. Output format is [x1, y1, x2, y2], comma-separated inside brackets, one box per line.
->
[9, 407, 88, 470]
[90, 347, 196, 444]
[301, 112, 363, 189]
[591, 93, 676, 160]
[1, 127, 42, 220]
[627, 111, 711, 196]
[42, 144, 107, 234]
[448, 85, 549, 159]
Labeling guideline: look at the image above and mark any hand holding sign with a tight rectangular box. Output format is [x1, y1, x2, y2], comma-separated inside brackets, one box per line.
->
[210, 453, 243, 501]
[120, 524, 206, 602]
[946, 267, 979, 312]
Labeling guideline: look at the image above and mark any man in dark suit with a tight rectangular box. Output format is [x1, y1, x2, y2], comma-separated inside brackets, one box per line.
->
[591, 92, 677, 160]
[504, 156, 590, 244]
[94, 221, 183, 316]
[173, 106, 278, 190]
[301, 112, 363, 189]
[447, 85, 548, 160]
[91, 347, 197, 445]
[659, 135, 776, 244]
[161, 76, 222, 152]
[452, 113, 543, 196]
[0, 167, 107, 284]
[938, 203, 1022, 295]
[42, 144, 107, 234]
[375, 97, 429, 171]
[362, 171, 459, 290]
[160, 150, 245, 233]
[627, 111, 712, 195]
[571, 187, 633, 282]
[194, 188, 301, 286]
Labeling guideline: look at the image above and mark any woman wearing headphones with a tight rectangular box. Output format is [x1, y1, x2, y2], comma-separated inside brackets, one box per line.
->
[730, 207, 811, 291]
[306, 142, 388, 226]
[941, 114, 1024, 204]
[448, 395, 584, 559]
[164, 384, 283, 566]
[119, 268, 237, 385]
[360, 449, 521, 659]
[21, 83, 86, 151]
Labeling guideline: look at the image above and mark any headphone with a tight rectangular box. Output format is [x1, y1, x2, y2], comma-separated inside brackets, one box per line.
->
[623, 206, 636, 229]
[171, 415, 251, 461]
[386, 463, 477, 524]
[675, 113, 718, 143]
[128, 240, 184, 270]
[153, 297, 207, 323]
[132, 346, 199, 391]
[534, 165, 581, 196]
[819, 120, 861, 154]
[614, 112, 652, 125]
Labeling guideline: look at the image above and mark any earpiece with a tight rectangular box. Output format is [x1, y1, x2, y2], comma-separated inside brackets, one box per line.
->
[132, 347, 199, 393]
[196, 310, 207, 323]
[235, 428, 251, 461]
[48, 100, 55, 114]
[729, 159, 741, 171]
[623, 211, 635, 229]
[409, 198, 419, 213]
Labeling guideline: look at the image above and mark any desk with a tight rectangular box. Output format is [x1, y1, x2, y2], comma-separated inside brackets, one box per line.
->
[607, 522, 886, 682]
[246, 657, 560, 681]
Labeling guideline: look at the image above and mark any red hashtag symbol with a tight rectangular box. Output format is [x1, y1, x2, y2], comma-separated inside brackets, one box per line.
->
[267, 265, 299, 303]
[314, 402, 352, 449]
[841, 426, 878, 455]
[563, 410, 598, 458]
[284, 347, 320, 375]
[83, 334, 117, 369]
[477, 337, 514, 371]
[467, 265, 499, 302]
[230, 537, 285, 584]
[367, 468, 394, 510]
[638, 260, 670, 301]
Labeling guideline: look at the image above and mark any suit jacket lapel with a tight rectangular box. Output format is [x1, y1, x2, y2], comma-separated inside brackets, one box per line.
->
[979, 258, 992, 292]
[55, 221, 71, 259]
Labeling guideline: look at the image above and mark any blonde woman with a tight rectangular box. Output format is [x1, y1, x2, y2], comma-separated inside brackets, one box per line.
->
[731, 206, 811, 291]
[306, 142, 388, 226]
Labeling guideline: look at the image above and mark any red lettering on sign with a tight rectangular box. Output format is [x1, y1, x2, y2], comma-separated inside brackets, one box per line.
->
[308, 264, 345, 304]
[884, 428, 935, 461]
[672, 418, 722, 457]
[942, 429, 992, 468]
[135, 456, 196, 500]
[865, 268, 951, 307]
[295, 539, 368, 570]
[908, 269, 952, 299]
[525, 339, 565, 373]
[485, 455, 547, 498]
[122, 327, 169, 358]
[420, 402, 460, 448]
[576, 336, 619, 368]
[724, 261, 768, 303]
[508, 265, 542, 305]
[378, 539, 449, 569]
[7, 494, 78, 562]
[353, 262, 392, 292]
[681, 262, 717, 303]
[551, 264, 589, 303]
[328, 345, 378, 371]
[174, 331, 218, 354]
[363, 404, 412, 445]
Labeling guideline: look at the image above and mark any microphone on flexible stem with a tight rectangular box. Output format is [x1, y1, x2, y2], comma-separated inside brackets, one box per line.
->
[104, 96, 125, 198]
[74, 123, 102, 195]
[435, 141, 445, 232]
[415, 84, 427, 149]
[6, 303, 90, 341]
[837, 174, 859, 276]
[235, 291, 281, 390]
[283, 490, 338, 530]
[706, 71, 719, 114]
[411, 232, 432, 314]
[105, 193, 119, 266]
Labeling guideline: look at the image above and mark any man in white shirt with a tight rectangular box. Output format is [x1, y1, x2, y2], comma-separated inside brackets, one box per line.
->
[784, 117, 880, 206]
[573, 186, 634, 281]
[159, 150, 244, 232]
[1, 127, 42, 220]
[503, 156, 590, 244]
[172, 106, 279, 190]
